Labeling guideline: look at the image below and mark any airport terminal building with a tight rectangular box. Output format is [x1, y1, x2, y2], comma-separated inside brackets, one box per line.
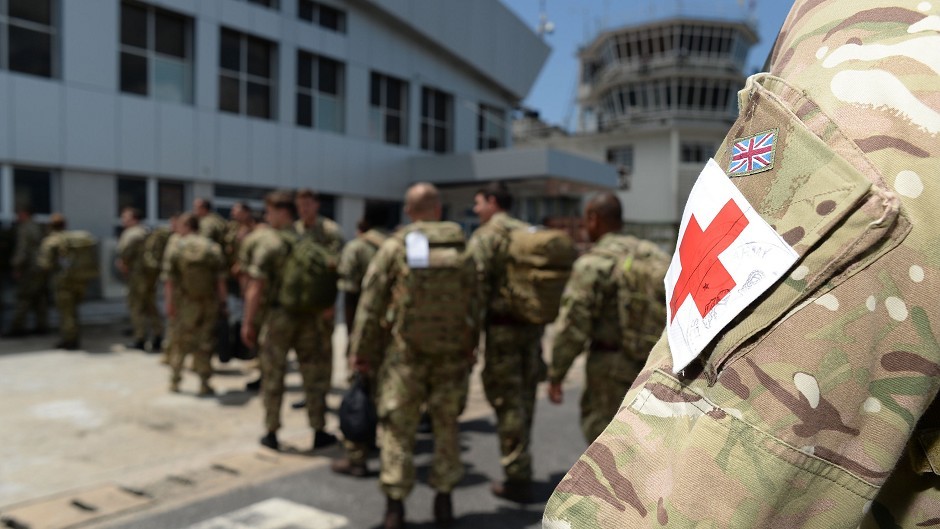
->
[0, 0, 614, 297]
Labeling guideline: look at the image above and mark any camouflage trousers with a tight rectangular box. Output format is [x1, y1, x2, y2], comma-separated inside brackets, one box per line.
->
[168, 297, 218, 383]
[10, 269, 47, 332]
[259, 308, 334, 432]
[481, 323, 545, 482]
[127, 273, 163, 342]
[378, 340, 471, 500]
[54, 281, 86, 342]
[580, 350, 645, 444]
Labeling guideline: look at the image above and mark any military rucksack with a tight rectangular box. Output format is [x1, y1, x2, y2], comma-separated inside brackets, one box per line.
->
[142, 226, 172, 274]
[175, 237, 222, 299]
[502, 226, 577, 325]
[58, 231, 99, 282]
[598, 236, 670, 358]
[390, 222, 476, 356]
[276, 232, 339, 313]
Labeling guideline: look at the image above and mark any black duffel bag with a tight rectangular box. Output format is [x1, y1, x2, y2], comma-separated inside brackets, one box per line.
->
[339, 373, 377, 444]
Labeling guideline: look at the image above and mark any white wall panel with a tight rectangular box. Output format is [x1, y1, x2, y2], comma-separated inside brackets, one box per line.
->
[157, 104, 197, 177]
[64, 89, 118, 170]
[118, 97, 157, 174]
[12, 76, 62, 165]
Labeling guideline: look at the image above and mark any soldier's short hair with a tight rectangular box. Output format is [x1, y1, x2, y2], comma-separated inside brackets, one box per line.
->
[49, 213, 66, 231]
[587, 192, 623, 226]
[266, 190, 298, 218]
[405, 182, 441, 216]
[296, 188, 320, 202]
[178, 212, 200, 232]
[477, 181, 513, 210]
[194, 197, 212, 212]
[363, 203, 390, 230]
[122, 207, 144, 221]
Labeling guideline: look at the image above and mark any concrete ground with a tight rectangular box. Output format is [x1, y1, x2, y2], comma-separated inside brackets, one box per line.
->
[0, 315, 586, 528]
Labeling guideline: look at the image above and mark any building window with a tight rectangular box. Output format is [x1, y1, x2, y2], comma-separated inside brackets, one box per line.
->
[244, 0, 278, 8]
[478, 104, 506, 150]
[296, 50, 344, 132]
[681, 142, 714, 163]
[219, 28, 276, 119]
[13, 167, 52, 214]
[369, 72, 408, 146]
[298, 0, 346, 33]
[2, 0, 56, 78]
[157, 181, 184, 219]
[120, 2, 193, 103]
[420, 87, 452, 153]
[607, 146, 633, 190]
[116, 177, 148, 217]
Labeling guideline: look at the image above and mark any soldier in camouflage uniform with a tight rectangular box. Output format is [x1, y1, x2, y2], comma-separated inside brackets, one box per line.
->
[116, 207, 163, 351]
[7, 206, 48, 336]
[241, 191, 338, 451]
[193, 198, 227, 247]
[548, 193, 669, 444]
[36, 214, 86, 350]
[468, 181, 545, 502]
[290, 188, 344, 411]
[236, 217, 269, 391]
[543, 1, 940, 527]
[163, 213, 226, 395]
[157, 215, 182, 365]
[349, 182, 477, 529]
[332, 205, 390, 477]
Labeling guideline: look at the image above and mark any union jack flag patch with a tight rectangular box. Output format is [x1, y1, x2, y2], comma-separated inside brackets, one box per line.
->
[728, 129, 777, 176]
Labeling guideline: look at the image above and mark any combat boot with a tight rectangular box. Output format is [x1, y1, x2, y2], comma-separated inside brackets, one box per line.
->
[383, 497, 404, 529]
[198, 380, 215, 396]
[433, 492, 454, 526]
[313, 430, 338, 450]
[169, 379, 180, 393]
[260, 431, 279, 450]
[490, 479, 532, 503]
[125, 339, 146, 350]
[330, 458, 368, 477]
[150, 336, 163, 353]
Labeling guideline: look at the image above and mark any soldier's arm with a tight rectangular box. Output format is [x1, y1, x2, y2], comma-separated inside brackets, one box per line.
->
[348, 243, 396, 371]
[241, 238, 279, 348]
[549, 256, 604, 396]
[36, 237, 55, 272]
[467, 229, 498, 324]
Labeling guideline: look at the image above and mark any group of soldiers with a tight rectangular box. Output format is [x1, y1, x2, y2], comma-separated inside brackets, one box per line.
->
[5, 182, 669, 529]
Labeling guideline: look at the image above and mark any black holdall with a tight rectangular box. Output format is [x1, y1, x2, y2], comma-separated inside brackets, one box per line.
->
[339, 373, 377, 444]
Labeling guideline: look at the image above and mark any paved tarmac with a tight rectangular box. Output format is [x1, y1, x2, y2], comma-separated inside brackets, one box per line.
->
[0, 318, 589, 529]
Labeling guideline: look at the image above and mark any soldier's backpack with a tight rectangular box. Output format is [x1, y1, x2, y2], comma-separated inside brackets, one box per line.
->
[176, 237, 221, 299]
[502, 226, 578, 325]
[391, 222, 477, 356]
[59, 231, 99, 282]
[599, 236, 670, 357]
[142, 226, 172, 274]
[276, 232, 339, 313]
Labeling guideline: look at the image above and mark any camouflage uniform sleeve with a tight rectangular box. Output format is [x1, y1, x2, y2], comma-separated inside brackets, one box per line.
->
[348, 240, 398, 368]
[11, 222, 40, 269]
[549, 254, 608, 384]
[322, 218, 344, 253]
[36, 235, 57, 271]
[246, 233, 284, 282]
[337, 238, 366, 293]
[467, 228, 500, 321]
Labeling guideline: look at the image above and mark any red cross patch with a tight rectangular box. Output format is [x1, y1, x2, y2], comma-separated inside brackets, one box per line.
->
[666, 159, 798, 373]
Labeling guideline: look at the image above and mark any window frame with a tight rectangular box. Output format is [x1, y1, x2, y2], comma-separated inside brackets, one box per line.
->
[0, 0, 57, 78]
[119, 1, 194, 104]
[478, 103, 506, 151]
[296, 49, 345, 133]
[369, 71, 409, 146]
[218, 27, 277, 120]
[297, 0, 347, 33]
[420, 86, 453, 154]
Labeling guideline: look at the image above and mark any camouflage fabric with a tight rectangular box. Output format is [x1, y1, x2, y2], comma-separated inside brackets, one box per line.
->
[543, 1, 940, 527]
[166, 233, 223, 384]
[348, 222, 476, 499]
[38, 232, 88, 342]
[249, 227, 333, 432]
[259, 307, 334, 431]
[469, 212, 545, 482]
[158, 232, 181, 362]
[118, 224, 162, 342]
[198, 212, 227, 248]
[9, 219, 47, 333]
[337, 229, 387, 294]
[338, 229, 388, 465]
[294, 216, 344, 254]
[237, 224, 273, 326]
[549, 233, 667, 443]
